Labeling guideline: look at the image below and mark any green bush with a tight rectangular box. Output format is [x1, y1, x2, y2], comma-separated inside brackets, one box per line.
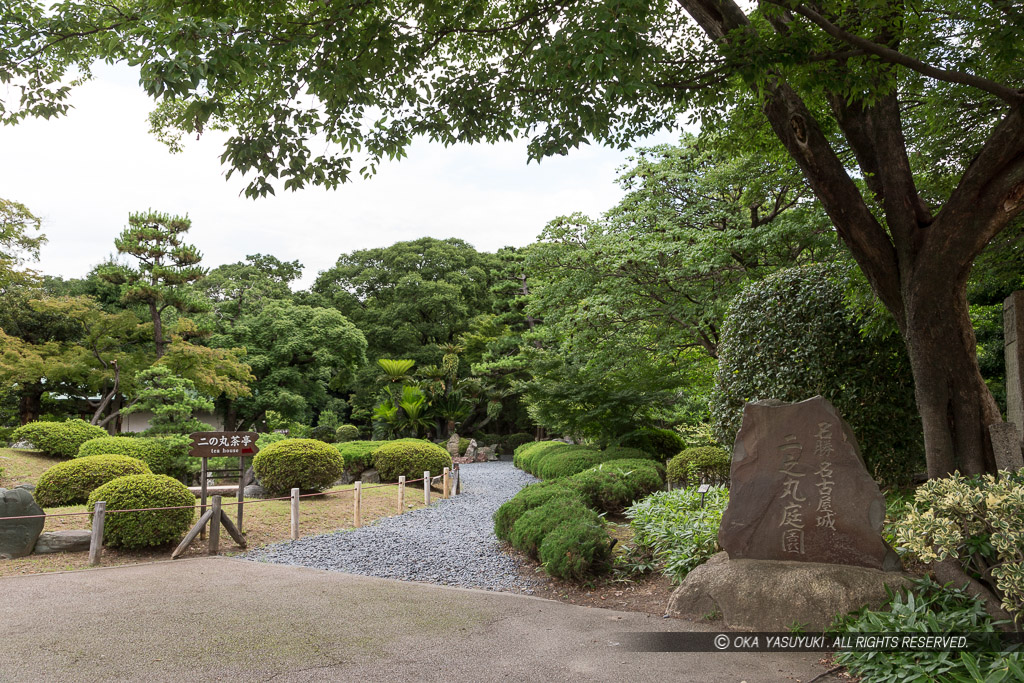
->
[514, 441, 591, 476]
[710, 263, 923, 486]
[493, 482, 583, 541]
[626, 486, 729, 583]
[539, 517, 613, 581]
[34, 455, 152, 507]
[832, 577, 1024, 681]
[666, 446, 731, 487]
[335, 425, 360, 443]
[334, 440, 387, 475]
[566, 460, 664, 513]
[457, 437, 471, 456]
[256, 432, 291, 449]
[371, 439, 452, 482]
[78, 436, 181, 477]
[87, 474, 196, 549]
[535, 450, 603, 480]
[509, 498, 603, 559]
[12, 419, 107, 458]
[600, 445, 657, 462]
[308, 425, 336, 443]
[617, 428, 686, 461]
[253, 438, 344, 494]
[503, 432, 535, 453]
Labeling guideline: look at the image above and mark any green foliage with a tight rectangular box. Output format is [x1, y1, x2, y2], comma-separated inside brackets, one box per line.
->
[255, 432, 290, 449]
[539, 516, 613, 582]
[617, 428, 687, 462]
[371, 439, 451, 482]
[334, 440, 387, 475]
[565, 460, 664, 514]
[87, 474, 195, 549]
[509, 498, 602, 560]
[599, 446, 659, 463]
[34, 454, 152, 507]
[122, 365, 214, 436]
[308, 425, 336, 443]
[457, 437, 470, 456]
[894, 472, 1024, 621]
[11, 419, 106, 458]
[252, 438, 344, 495]
[77, 435, 184, 478]
[0, 196, 46, 289]
[501, 433, 534, 453]
[666, 447, 731, 487]
[711, 264, 923, 487]
[492, 481, 582, 541]
[335, 424, 360, 443]
[626, 486, 729, 583]
[535, 450, 603, 481]
[832, 577, 1024, 682]
[513, 441, 588, 476]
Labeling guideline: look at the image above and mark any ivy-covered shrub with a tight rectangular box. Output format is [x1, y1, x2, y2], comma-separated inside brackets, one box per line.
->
[666, 446, 731, 487]
[710, 263, 923, 487]
[626, 486, 729, 583]
[253, 438, 344, 494]
[78, 436, 180, 477]
[12, 419, 106, 458]
[308, 425, 336, 443]
[539, 516, 613, 581]
[894, 472, 1024, 621]
[34, 455, 152, 507]
[334, 440, 387, 475]
[493, 482, 583, 541]
[509, 498, 603, 559]
[87, 474, 195, 549]
[617, 428, 686, 461]
[335, 425, 360, 443]
[565, 460, 664, 514]
[372, 439, 452, 482]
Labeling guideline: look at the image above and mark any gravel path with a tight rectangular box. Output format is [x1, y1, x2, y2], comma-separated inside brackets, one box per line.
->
[243, 460, 541, 592]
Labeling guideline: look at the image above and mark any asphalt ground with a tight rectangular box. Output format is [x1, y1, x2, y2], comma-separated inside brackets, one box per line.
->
[0, 557, 836, 682]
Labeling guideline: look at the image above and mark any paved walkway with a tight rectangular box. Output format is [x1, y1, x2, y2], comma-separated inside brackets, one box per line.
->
[0, 558, 836, 682]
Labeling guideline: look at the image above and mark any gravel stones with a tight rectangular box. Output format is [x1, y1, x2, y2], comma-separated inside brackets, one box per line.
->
[243, 461, 540, 592]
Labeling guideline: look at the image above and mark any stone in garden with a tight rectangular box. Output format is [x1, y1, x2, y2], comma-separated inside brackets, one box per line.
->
[446, 433, 460, 458]
[988, 422, 1024, 472]
[242, 466, 257, 487]
[464, 439, 478, 462]
[0, 488, 45, 559]
[15, 483, 36, 493]
[666, 552, 911, 630]
[243, 484, 267, 499]
[360, 468, 380, 484]
[33, 529, 92, 554]
[477, 445, 498, 462]
[718, 396, 900, 571]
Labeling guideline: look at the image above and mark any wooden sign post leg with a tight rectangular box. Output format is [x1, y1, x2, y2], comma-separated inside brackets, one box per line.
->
[237, 454, 245, 533]
[209, 495, 222, 555]
[200, 457, 208, 541]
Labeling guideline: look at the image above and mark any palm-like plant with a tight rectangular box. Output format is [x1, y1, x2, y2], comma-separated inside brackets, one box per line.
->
[398, 385, 431, 437]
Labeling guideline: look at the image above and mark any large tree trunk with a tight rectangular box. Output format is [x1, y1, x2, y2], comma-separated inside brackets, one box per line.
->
[18, 384, 43, 425]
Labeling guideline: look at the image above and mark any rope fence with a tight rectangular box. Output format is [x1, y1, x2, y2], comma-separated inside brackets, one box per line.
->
[3, 465, 461, 566]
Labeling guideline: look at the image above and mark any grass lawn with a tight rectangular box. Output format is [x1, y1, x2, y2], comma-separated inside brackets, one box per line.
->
[0, 447, 429, 577]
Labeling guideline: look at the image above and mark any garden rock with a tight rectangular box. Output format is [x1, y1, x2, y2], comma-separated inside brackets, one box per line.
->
[446, 433, 461, 458]
[242, 466, 257, 487]
[667, 552, 911, 631]
[359, 469, 380, 484]
[719, 396, 900, 571]
[243, 484, 267, 499]
[15, 484, 36, 493]
[0, 488, 45, 559]
[33, 529, 92, 554]
[478, 445, 498, 462]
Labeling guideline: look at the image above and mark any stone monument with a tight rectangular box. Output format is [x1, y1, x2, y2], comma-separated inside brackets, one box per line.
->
[1, 488, 45, 559]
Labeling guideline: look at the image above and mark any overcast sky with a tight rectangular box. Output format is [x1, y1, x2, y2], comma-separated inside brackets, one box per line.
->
[0, 63, 680, 288]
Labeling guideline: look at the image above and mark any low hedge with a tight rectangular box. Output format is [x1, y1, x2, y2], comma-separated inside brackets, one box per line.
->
[12, 419, 107, 458]
[565, 460, 664, 514]
[87, 474, 195, 549]
[78, 436, 182, 477]
[534, 450, 603, 480]
[335, 440, 387, 475]
[514, 441, 592, 476]
[509, 497, 603, 559]
[253, 439, 344, 494]
[493, 482, 583, 541]
[335, 425, 360, 442]
[372, 439, 452, 482]
[34, 455, 152, 507]
[539, 516, 612, 582]
[617, 428, 686, 461]
[666, 446, 731, 487]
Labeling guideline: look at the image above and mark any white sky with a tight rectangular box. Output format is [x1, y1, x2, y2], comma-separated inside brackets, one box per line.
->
[0, 63, 680, 288]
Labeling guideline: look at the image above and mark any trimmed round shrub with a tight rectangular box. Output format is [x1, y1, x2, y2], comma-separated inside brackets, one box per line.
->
[667, 446, 731, 486]
[371, 439, 452, 482]
[493, 482, 583, 541]
[514, 441, 591, 476]
[600, 446, 658, 462]
[308, 425, 336, 443]
[78, 436, 178, 477]
[87, 474, 195, 549]
[539, 517, 613, 581]
[617, 428, 686, 461]
[510, 498, 603, 559]
[335, 425, 360, 443]
[34, 455, 152, 507]
[12, 419, 107, 458]
[335, 440, 387, 475]
[535, 450, 603, 480]
[566, 461, 664, 513]
[253, 439, 344, 494]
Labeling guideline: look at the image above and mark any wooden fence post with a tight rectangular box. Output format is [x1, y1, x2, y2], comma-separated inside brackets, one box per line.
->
[290, 488, 300, 541]
[398, 475, 406, 514]
[88, 500, 105, 566]
[209, 495, 222, 555]
[237, 454, 245, 533]
[424, 471, 431, 505]
[354, 481, 362, 528]
[443, 467, 450, 499]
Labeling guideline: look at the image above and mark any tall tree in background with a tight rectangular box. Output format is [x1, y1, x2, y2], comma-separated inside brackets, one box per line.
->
[101, 211, 206, 358]
[0, 197, 46, 290]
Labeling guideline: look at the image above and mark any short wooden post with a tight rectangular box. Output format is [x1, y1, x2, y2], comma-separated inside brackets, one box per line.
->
[209, 495, 222, 555]
[237, 454, 245, 533]
[88, 500, 106, 566]
[398, 475, 406, 514]
[353, 480, 362, 528]
[443, 467, 450, 499]
[424, 471, 431, 505]
[200, 457, 208, 541]
[290, 488, 300, 541]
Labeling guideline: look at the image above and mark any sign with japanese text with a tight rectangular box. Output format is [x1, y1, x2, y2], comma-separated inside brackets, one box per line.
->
[189, 431, 259, 458]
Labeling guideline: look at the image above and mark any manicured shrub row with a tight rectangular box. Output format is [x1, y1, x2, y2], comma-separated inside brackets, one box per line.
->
[12, 419, 107, 458]
[78, 436, 186, 478]
[34, 455, 152, 507]
[514, 440, 660, 482]
[566, 459, 664, 513]
[253, 439, 344, 495]
[616, 428, 686, 461]
[666, 446, 731, 487]
[334, 440, 387, 475]
[493, 482, 585, 541]
[371, 439, 452, 482]
[87, 474, 196, 549]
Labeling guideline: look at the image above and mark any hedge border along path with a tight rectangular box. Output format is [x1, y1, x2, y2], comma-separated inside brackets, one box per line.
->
[243, 460, 541, 592]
